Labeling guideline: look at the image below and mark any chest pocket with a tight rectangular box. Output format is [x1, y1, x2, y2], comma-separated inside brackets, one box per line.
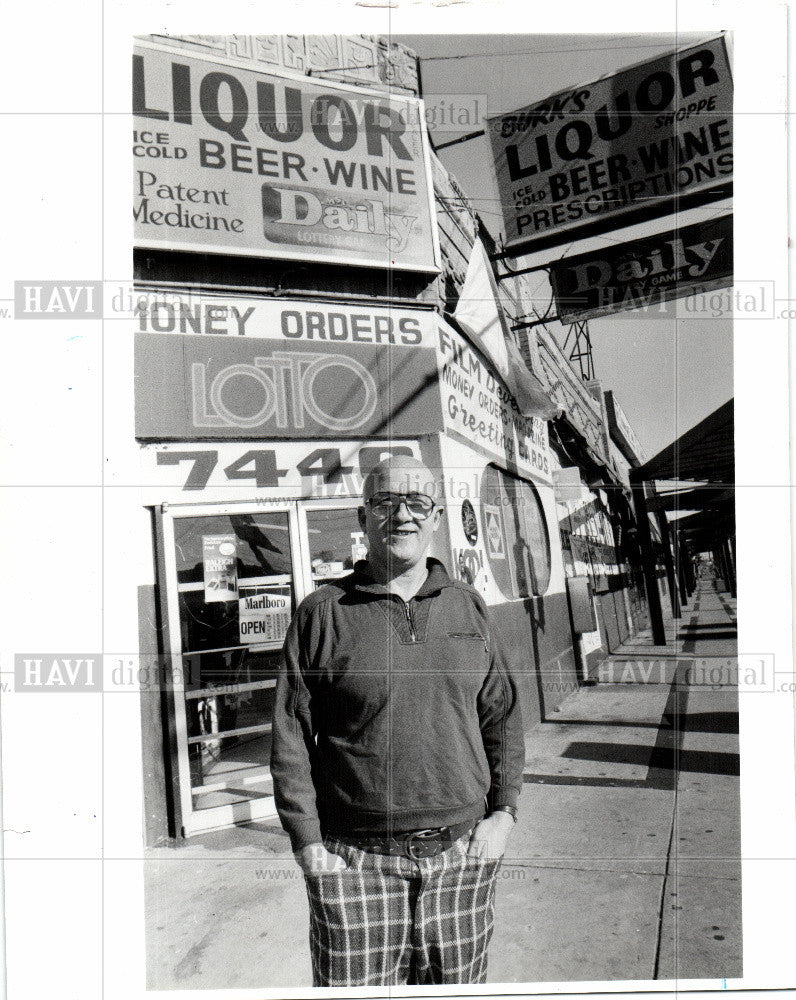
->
[449, 632, 488, 645]
[437, 632, 490, 677]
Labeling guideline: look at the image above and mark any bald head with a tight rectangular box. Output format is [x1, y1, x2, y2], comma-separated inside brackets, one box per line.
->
[362, 455, 441, 504]
[359, 455, 444, 576]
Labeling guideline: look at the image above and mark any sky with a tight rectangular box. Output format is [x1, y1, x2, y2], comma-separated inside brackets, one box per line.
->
[393, 33, 734, 459]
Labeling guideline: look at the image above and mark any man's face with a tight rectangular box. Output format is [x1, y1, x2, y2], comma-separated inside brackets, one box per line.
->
[359, 466, 442, 572]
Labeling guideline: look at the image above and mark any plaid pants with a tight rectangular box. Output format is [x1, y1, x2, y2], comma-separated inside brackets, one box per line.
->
[303, 833, 501, 986]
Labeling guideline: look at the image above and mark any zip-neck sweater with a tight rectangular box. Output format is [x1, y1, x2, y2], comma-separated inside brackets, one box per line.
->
[270, 558, 524, 851]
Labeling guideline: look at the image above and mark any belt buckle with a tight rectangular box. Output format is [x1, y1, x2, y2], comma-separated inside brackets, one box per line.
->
[404, 828, 442, 861]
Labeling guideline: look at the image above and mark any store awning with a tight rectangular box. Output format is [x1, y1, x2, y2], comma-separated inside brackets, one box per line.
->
[646, 486, 734, 514]
[630, 399, 735, 561]
[630, 398, 734, 485]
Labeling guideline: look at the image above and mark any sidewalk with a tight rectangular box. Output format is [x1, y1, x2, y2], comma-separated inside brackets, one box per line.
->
[144, 580, 740, 989]
[491, 579, 740, 984]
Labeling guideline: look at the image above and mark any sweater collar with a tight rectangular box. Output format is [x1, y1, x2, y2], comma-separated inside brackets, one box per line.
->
[350, 557, 452, 598]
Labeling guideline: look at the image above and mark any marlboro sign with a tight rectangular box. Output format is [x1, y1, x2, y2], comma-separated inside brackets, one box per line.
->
[549, 215, 732, 322]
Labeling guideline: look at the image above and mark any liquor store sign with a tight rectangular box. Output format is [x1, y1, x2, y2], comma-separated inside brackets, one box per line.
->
[133, 42, 438, 271]
[487, 37, 732, 251]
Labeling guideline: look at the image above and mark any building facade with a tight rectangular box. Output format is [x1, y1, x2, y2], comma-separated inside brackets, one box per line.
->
[132, 34, 651, 842]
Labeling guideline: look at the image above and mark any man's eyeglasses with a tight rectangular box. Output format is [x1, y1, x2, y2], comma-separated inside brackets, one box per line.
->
[366, 492, 437, 519]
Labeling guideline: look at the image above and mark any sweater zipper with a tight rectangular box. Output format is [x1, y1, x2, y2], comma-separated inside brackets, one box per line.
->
[400, 598, 417, 642]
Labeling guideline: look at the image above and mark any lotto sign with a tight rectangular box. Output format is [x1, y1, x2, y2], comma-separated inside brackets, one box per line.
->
[135, 334, 441, 440]
[133, 42, 438, 271]
[487, 37, 732, 252]
[134, 294, 440, 441]
[134, 298, 441, 441]
[238, 588, 291, 645]
[483, 505, 505, 559]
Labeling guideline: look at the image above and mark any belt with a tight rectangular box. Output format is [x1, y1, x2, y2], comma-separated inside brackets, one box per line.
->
[329, 819, 476, 860]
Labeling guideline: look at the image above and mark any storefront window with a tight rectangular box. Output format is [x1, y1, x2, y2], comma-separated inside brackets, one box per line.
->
[164, 499, 363, 833]
[173, 511, 294, 813]
[557, 495, 622, 593]
[480, 464, 551, 599]
[306, 507, 363, 587]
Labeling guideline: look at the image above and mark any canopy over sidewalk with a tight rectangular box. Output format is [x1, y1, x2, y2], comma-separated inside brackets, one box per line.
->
[629, 400, 735, 644]
[632, 399, 734, 486]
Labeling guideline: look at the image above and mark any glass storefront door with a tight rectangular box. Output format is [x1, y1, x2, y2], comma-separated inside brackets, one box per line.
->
[298, 500, 368, 588]
[160, 498, 361, 836]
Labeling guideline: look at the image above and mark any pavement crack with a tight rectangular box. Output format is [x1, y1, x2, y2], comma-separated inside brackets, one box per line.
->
[652, 658, 690, 979]
[501, 861, 740, 880]
[505, 861, 668, 877]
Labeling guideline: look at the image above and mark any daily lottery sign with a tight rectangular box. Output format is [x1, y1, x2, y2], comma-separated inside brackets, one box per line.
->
[549, 215, 733, 322]
[487, 37, 732, 253]
[133, 41, 439, 271]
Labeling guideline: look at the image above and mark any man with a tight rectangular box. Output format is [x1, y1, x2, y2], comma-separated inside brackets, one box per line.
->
[270, 455, 524, 986]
